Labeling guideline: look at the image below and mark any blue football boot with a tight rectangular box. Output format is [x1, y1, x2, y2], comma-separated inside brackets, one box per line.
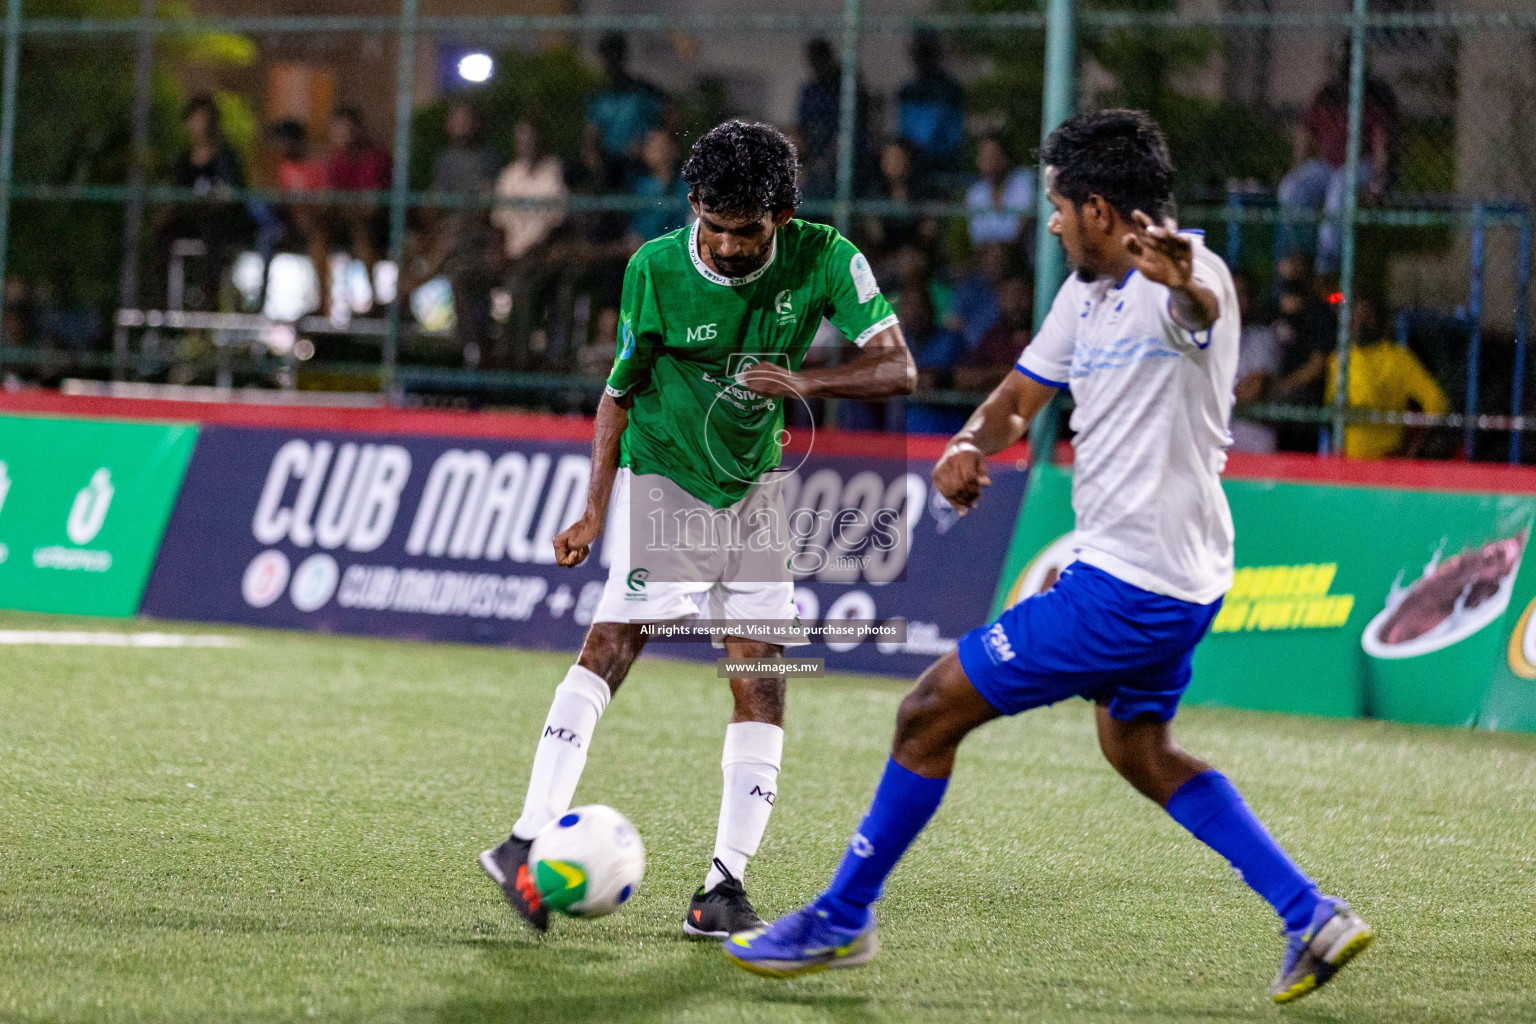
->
[723, 903, 879, 979]
[1269, 896, 1374, 1004]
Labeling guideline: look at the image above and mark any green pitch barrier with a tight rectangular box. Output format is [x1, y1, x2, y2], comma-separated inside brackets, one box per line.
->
[0, 414, 198, 616]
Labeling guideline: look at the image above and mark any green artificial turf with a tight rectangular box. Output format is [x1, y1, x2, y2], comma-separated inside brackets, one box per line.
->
[1, 609, 1534, 1022]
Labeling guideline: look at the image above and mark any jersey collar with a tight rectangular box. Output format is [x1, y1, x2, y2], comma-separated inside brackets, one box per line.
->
[688, 220, 777, 287]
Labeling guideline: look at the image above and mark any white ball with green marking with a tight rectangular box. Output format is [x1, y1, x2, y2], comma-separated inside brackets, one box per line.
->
[527, 805, 646, 918]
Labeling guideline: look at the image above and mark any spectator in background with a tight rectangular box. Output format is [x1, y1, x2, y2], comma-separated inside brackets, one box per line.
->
[162, 93, 249, 310]
[957, 274, 1031, 392]
[491, 120, 568, 370]
[1228, 269, 1283, 454]
[325, 105, 391, 268]
[2, 275, 32, 348]
[1269, 252, 1337, 452]
[627, 129, 691, 242]
[588, 32, 665, 172]
[863, 139, 937, 269]
[888, 245, 953, 327]
[901, 282, 970, 435]
[566, 122, 630, 373]
[965, 134, 1034, 249]
[270, 119, 331, 317]
[896, 30, 965, 184]
[947, 240, 1015, 350]
[796, 38, 871, 200]
[1325, 293, 1449, 459]
[424, 101, 498, 363]
[492, 120, 567, 263]
[1277, 49, 1399, 273]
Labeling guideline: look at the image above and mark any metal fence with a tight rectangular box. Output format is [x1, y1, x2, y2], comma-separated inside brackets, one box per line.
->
[1, 2, 1534, 461]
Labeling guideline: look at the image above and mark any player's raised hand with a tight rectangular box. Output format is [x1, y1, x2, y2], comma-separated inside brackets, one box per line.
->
[737, 362, 800, 398]
[1122, 210, 1193, 291]
[553, 513, 601, 567]
[932, 444, 991, 515]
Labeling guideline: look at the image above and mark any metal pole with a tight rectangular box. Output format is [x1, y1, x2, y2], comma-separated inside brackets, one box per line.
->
[382, 0, 419, 404]
[1328, 0, 1367, 455]
[114, 0, 157, 381]
[833, 0, 862, 238]
[1033, 0, 1074, 331]
[1464, 202, 1484, 460]
[0, 0, 22, 343]
[1030, 0, 1075, 459]
[1512, 210, 1532, 464]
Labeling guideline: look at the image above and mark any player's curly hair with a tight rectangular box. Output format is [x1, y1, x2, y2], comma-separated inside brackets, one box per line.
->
[681, 120, 801, 218]
[1040, 109, 1175, 223]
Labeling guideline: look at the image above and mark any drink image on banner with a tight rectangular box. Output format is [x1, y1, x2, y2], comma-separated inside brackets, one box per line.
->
[1362, 530, 1528, 725]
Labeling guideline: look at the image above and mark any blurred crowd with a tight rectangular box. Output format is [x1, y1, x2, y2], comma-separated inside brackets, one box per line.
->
[2, 31, 1463, 459]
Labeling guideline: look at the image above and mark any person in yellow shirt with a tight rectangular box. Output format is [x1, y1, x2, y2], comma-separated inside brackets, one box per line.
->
[1325, 295, 1449, 458]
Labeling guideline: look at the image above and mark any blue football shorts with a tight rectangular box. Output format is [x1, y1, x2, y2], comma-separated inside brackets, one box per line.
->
[956, 561, 1223, 722]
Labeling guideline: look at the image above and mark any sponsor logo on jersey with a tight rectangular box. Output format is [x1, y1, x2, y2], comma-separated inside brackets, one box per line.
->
[984, 621, 1016, 663]
[686, 322, 718, 343]
[749, 784, 776, 805]
[850, 253, 879, 304]
[850, 833, 875, 858]
[617, 317, 636, 360]
[626, 567, 649, 594]
[775, 289, 795, 325]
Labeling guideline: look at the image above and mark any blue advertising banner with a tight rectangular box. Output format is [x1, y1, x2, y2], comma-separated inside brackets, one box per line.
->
[141, 425, 1026, 676]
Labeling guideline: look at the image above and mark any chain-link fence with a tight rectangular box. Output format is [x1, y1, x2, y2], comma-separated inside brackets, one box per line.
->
[0, 2, 1532, 460]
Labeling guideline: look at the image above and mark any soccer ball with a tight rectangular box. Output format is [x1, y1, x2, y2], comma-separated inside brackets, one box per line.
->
[528, 805, 645, 918]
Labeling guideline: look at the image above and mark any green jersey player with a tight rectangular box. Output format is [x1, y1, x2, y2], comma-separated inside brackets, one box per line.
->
[481, 121, 915, 937]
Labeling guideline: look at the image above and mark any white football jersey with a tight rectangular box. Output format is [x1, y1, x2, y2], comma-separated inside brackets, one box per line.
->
[1017, 232, 1239, 605]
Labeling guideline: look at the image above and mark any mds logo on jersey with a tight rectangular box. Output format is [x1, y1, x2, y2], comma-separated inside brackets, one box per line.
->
[687, 322, 718, 343]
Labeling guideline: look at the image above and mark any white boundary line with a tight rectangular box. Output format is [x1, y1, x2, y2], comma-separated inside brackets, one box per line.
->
[0, 630, 248, 648]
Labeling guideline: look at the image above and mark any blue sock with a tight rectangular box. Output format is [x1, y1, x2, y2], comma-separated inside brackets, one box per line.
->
[1165, 770, 1322, 932]
[814, 758, 948, 929]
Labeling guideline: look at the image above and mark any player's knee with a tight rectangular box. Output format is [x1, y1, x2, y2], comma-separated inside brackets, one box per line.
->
[893, 676, 957, 762]
[729, 674, 786, 724]
[576, 627, 643, 692]
[1098, 717, 1181, 797]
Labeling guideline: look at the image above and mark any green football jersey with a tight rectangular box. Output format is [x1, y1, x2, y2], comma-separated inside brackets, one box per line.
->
[605, 218, 898, 508]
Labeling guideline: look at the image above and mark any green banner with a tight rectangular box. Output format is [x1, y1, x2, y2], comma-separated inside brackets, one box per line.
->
[0, 415, 197, 616]
[996, 465, 1536, 729]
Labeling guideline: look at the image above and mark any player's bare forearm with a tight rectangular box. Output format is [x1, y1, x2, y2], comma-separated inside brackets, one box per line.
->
[555, 392, 628, 568]
[743, 325, 915, 400]
[932, 371, 1058, 515]
[952, 370, 1058, 457]
[584, 392, 629, 524]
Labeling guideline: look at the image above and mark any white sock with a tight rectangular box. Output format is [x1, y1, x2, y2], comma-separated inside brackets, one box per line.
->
[704, 721, 784, 890]
[511, 665, 611, 841]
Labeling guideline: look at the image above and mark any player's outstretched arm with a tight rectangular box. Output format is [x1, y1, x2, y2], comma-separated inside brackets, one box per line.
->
[932, 370, 1057, 514]
[554, 392, 629, 568]
[1123, 210, 1219, 333]
[739, 324, 915, 400]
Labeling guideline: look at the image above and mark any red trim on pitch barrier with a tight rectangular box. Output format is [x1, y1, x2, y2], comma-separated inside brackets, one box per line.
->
[1219, 450, 1536, 493]
[6, 389, 1532, 492]
[0, 390, 596, 441]
[0, 388, 1031, 462]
